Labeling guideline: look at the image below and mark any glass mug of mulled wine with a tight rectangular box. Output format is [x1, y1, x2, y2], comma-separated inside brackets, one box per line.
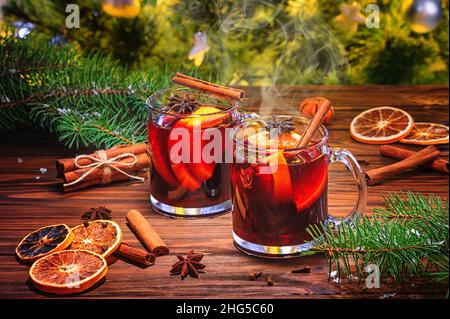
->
[230, 115, 368, 258]
[147, 86, 244, 217]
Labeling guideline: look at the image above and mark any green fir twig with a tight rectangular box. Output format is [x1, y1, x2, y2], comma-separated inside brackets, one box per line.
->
[307, 193, 449, 287]
[0, 26, 173, 149]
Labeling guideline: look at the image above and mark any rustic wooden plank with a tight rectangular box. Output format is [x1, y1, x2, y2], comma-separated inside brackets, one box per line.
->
[0, 86, 448, 299]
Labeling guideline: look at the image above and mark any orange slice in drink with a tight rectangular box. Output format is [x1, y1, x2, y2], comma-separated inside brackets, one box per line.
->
[16, 224, 73, 262]
[400, 122, 449, 145]
[293, 156, 328, 212]
[251, 132, 301, 205]
[167, 126, 202, 191]
[248, 131, 301, 150]
[71, 220, 122, 258]
[350, 106, 414, 144]
[29, 250, 107, 295]
[257, 151, 293, 205]
[191, 106, 230, 128]
[148, 117, 180, 188]
[167, 106, 227, 190]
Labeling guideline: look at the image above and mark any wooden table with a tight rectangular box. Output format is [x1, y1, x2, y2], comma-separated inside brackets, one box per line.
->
[0, 86, 448, 299]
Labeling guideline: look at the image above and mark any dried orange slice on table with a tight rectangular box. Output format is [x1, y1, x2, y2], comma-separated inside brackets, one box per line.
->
[350, 106, 414, 144]
[400, 122, 449, 145]
[29, 250, 107, 295]
[16, 224, 73, 262]
[71, 220, 122, 258]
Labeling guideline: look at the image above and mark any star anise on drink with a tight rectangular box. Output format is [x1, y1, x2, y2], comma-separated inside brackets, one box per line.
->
[81, 206, 112, 226]
[170, 250, 206, 280]
[167, 94, 200, 114]
[266, 115, 295, 134]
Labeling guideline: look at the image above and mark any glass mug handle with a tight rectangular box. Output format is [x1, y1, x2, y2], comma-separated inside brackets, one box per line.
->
[327, 148, 368, 226]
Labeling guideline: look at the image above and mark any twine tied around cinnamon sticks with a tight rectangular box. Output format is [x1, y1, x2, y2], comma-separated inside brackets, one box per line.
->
[63, 151, 146, 188]
[57, 143, 150, 192]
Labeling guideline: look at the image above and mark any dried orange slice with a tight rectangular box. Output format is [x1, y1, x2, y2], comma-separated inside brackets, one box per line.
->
[15, 224, 73, 262]
[71, 220, 122, 258]
[400, 122, 449, 145]
[29, 250, 107, 295]
[350, 106, 414, 144]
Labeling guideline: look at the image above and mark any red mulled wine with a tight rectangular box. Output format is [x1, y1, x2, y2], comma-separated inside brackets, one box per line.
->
[147, 87, 239, 217]
[231, 115, 367, 257]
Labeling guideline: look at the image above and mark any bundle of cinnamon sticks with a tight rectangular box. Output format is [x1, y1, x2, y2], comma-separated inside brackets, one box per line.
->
[56, 144, 150, 192]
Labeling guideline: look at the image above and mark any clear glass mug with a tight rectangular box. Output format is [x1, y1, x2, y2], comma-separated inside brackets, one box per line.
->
[230, 115, 367, 258]
[147, 87, 241, 217]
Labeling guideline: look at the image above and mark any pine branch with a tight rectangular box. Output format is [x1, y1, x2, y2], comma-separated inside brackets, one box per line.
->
[0, 87, 146, 109]
[307, 192, 449, 285]
[0, 26, 171, 148]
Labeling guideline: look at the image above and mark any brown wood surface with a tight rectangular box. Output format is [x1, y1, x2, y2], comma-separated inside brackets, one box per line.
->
[0, 85, 448, 299]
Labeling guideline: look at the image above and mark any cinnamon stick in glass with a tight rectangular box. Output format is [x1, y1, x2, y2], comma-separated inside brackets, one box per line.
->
[126, 209, 169, 256]
[56, 143, 148, 177]
[297, 98, 331, 147]
[365, 146, 441, 185]
[172, 73, 244, 101]
[379, 145, 448, 174]
[115, 242, 156, 267]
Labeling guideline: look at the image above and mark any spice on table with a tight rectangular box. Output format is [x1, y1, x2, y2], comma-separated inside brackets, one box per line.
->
[248, 272, 263, 281]
[291, 266, 311, 274]
[365, 145, 441, 185]
[267, 275, 274, 286]
[56, 143, 150, 192]
[115, 242, 156, 267]
[379, 144, 448, 174]
[126, 209, 169, 256]
[172, 73, 244, 101]
[170, 250, 206, 280]
[56, 143, 148, 174]
[81, 206, 112, 226]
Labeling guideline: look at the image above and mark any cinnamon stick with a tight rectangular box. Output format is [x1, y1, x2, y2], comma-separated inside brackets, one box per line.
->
[126, 209, 169, 256]
[379, 145, 448, 174]
[56, 143, 148, 177]
[365, 146, 441, 185]
[172, 73, 244, 101]
[62, 152, 150, 184]
[63, 169, 148, 192]
[297, 98, 331, 147]
[115, 242, 156, 267]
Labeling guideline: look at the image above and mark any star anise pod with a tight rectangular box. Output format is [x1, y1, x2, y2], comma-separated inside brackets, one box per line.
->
[170, 250, 206, 280]
[266, 115, 295, 134]
[81, 206, 112, 226]
[167, 94, 200, 114]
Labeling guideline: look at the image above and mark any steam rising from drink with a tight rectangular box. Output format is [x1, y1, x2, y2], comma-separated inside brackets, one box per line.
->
[204, 0, 349, 115]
